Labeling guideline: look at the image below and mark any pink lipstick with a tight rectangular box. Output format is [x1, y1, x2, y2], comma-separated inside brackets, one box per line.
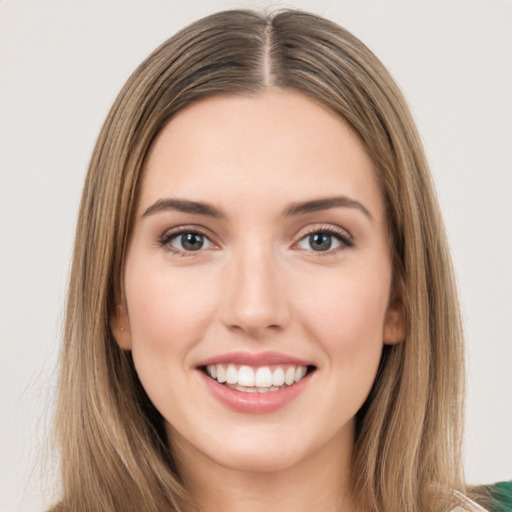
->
[197, 351, 315, 414]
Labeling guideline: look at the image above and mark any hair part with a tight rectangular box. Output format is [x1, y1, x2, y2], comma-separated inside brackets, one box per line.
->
[53, 9, 466, 512]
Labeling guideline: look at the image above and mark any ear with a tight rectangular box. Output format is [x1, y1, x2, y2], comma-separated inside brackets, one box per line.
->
[110, 303, 133, 350]
[383, 281, 406, 345]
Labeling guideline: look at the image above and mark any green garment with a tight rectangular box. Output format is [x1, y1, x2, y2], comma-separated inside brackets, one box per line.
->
[490, 481, 512, 512]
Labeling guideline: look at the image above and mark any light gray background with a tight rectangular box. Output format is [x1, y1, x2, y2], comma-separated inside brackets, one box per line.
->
[1, 1, 511, 510]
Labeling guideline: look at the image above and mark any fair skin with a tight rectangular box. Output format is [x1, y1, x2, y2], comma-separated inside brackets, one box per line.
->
[112, 90, 405, 512]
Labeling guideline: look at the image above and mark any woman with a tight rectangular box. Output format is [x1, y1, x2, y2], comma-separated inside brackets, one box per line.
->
[50, 9, 510, 512]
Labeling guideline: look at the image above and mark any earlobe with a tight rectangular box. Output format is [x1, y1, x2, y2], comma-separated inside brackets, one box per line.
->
[383, 284, 407, 345]
[110, 304, 133, 350]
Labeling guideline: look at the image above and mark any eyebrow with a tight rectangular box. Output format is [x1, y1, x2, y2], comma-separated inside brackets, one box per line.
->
[142, 198, 225, 219]
[284, 196, 373, 221]
[141, 195, 373, 221]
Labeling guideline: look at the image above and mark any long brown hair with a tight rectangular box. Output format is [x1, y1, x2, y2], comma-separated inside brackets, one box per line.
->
[53, 10, 466, 512]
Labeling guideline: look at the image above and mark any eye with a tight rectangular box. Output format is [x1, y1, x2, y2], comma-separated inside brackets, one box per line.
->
[160, 229, 216, 254]
[295, 228, 353, 253]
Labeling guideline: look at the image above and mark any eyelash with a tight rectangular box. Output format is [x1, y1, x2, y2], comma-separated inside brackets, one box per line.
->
[158, 227, 216, 257]
[158, 225, 354, 257]
[295, 225, 354, 255]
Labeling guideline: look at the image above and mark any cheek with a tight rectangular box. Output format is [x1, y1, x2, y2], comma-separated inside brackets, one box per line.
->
[123, 261, 221, 420]
[296, 268, 391, 360]
[125, 262, 218, 360]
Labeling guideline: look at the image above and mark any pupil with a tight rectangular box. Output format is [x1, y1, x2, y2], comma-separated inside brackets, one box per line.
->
[310, 233, 331, 251]
[181, 233, 204, 251]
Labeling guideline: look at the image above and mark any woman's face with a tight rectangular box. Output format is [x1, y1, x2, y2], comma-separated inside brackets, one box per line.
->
[113, 90, 405, 476]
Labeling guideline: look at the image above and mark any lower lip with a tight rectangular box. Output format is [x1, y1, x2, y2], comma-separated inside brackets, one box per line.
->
[199, 370, 312, 414]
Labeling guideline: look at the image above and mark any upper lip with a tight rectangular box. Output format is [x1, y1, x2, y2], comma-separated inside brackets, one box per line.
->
[197, 351, 314, 367]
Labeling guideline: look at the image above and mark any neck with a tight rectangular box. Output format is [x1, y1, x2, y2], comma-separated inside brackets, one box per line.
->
[172, 426, 358, 512]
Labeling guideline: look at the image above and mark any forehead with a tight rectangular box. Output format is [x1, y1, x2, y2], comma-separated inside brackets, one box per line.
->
[139, 90, 384, 219]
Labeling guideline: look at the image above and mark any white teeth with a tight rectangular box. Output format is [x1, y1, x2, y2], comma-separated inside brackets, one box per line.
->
[216, 365, 227, 383]
[230, 384, 258, 393]
[207, 365, 217, 379]
[205, 363, 310, 389]
[294, 366, 307, 382]
[285, 366, 295, 385]
[226, 364, 238, 384]
[255, 367, 273, 387]
[272, 367, 285, 386]
[238, 365, 255, 387]
[227, 384, 280, 394]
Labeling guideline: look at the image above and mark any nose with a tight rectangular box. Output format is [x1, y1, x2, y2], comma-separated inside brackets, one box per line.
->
[220, 245, 290, 337]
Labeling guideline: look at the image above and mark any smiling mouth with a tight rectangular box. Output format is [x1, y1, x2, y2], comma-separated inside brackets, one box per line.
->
[200, 364, 316, 393]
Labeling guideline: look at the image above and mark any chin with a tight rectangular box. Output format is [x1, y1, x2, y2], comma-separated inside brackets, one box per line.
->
[214, 446, 305, 474]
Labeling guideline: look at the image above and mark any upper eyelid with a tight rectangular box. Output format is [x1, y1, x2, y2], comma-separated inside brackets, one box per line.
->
[294, 223, 353, 240]
[160, 225, 217, 240]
